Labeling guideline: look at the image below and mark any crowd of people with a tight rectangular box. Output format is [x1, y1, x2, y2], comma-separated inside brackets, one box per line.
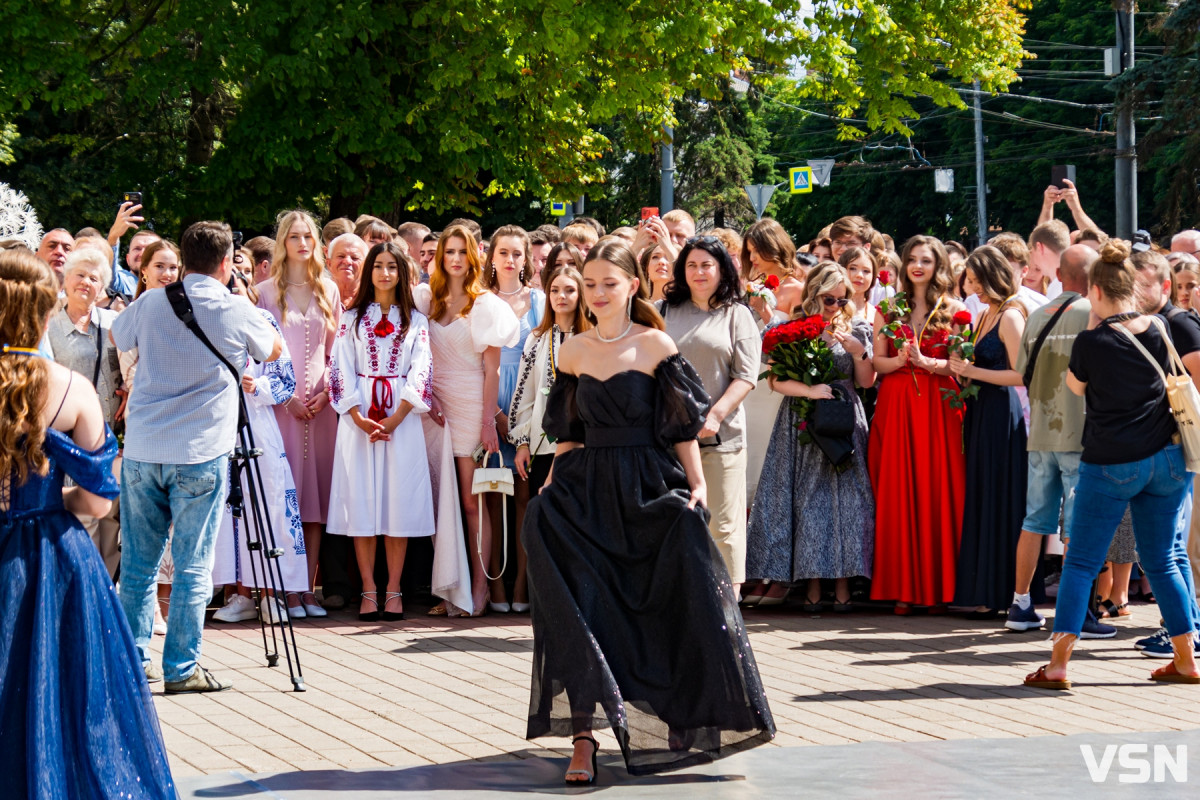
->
[5, 188, 1200, 792]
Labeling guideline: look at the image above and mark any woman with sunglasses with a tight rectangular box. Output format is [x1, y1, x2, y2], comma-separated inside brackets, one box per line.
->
[659, 236, 759, 596]
[744, 263, 876, 611]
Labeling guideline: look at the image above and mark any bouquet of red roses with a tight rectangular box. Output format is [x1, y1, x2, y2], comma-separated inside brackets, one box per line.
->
[761, 314, 845, 444]
[941, 310, 979, 410]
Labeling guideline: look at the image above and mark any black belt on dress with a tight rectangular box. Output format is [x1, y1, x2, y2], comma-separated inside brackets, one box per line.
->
[585, 427, 656, 448]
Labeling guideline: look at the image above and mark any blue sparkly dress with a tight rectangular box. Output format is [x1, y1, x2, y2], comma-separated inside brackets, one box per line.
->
[0, 428, 177, 799]
[498, 288, 544, 463]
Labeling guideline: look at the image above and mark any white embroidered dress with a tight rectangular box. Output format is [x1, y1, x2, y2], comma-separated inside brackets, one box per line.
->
[211, 310, 309, 591]
[327, 304, 435, 538]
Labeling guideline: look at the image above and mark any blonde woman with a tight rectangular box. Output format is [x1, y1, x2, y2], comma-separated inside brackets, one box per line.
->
[257, 209, 341, 617]
[744, 263, 876, 610]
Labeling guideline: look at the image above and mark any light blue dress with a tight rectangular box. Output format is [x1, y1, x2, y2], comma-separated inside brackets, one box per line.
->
[498, 288, 544, 464]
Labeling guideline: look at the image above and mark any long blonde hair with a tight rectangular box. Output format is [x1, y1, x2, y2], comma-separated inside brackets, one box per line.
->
[428, 224, 486, 322]
[0, 251, 60, 485]
[271, 210, 336, 329]
[799, 262, 856, 332]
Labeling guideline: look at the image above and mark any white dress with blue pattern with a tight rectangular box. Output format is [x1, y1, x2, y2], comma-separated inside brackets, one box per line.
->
[211, 310, 309, 591]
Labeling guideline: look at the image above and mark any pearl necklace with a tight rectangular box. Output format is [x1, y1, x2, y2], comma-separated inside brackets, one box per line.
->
[595, 318, 633, 343]
[496, 285, 523, 297]
[286, 280, 309, 287]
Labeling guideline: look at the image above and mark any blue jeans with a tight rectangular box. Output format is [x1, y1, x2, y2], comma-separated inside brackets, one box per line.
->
[119, 455, 229, 682]
[1054, 444, 1195, 638]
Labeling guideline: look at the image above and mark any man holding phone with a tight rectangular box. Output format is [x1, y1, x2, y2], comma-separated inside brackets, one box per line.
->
[1037, 171, 1102, 236]
[107, 195, 160, 297]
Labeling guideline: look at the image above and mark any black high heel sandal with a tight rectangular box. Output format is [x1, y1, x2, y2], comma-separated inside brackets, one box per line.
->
[565, 735, 598, 786]
[358, 592, 380, 622]
[381, 592, 404, 622]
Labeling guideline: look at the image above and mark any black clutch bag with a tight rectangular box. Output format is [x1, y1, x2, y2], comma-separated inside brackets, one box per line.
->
[810, 385, 856, 438]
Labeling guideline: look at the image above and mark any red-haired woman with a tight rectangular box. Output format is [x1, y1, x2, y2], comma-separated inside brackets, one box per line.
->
[869, 235, 967, 613]
[414, 225, 519, 616]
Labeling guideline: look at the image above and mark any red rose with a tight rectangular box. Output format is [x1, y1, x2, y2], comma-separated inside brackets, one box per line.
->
[878, 269, 891, 286]
[764, 275, 781, 291]
[952, 310, 973, 326]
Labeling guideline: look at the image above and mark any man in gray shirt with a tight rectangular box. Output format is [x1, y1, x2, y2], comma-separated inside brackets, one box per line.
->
[112, 221, 280, 692]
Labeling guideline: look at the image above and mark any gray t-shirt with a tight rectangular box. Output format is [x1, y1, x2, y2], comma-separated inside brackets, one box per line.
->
[112, 272, 277, 465]
[1016, 292, 1090, 452]
[660, 300, 759, 452]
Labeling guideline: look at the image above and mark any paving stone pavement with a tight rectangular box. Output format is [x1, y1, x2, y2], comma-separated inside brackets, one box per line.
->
[151, 599, 1196, 779]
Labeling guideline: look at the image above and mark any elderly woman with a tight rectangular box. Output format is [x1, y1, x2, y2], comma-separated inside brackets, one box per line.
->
[46, 246, 124, 578]
[658, 236, 758, 593]
[48, 247, 121, 426]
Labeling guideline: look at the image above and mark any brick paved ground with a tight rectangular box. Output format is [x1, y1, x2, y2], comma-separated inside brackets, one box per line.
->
[153, 599, 1196, 778]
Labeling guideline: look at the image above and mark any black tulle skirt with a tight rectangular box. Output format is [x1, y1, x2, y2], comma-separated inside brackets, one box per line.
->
[522, 442, 775, 775]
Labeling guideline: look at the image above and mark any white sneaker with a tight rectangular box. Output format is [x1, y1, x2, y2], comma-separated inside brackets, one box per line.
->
[260, 596, 289, 625]
[153, 604, 168, 636]
[212, 594, 257, 623]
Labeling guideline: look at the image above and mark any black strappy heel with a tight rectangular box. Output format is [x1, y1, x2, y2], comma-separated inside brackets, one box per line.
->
[565, 735, 598, 786]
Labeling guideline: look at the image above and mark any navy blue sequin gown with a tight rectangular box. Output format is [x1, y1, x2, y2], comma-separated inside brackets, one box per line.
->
[0, 428, 177, 799]
[522, 354, 775, 775]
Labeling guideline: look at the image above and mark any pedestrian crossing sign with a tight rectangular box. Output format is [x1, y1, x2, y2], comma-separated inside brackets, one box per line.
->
[550, 202, 567, 217]
[789, 166, 813, 194]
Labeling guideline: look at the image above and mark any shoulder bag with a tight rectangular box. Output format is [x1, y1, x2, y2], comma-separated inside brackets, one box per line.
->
[1022, 294, 1080, 388]
[473, 450, 515, 580]
[1113, 316, 1200, 472]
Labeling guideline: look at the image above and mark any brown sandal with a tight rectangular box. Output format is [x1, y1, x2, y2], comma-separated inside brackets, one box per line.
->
[1023, 665, 1071, 690]
[1150, 662, 1200, 684]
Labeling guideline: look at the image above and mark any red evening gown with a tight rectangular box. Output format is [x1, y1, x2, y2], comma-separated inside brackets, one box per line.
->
[868, 328, 966, 605]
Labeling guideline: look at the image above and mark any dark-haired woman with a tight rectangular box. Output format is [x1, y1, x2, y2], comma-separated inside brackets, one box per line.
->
[659, 237, 758, 594]
[869, 235, 967, 612]
[0, 251, 177, 798]
[328, 243, 435, 621]
[950, 246, 1029, 618]
[1026, 239, 1198, 689]
[523, 239, 774, 783]
[746, 263, 876, 612]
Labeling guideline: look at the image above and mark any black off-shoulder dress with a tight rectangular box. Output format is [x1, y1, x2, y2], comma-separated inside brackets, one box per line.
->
[521, 354, 775, 775]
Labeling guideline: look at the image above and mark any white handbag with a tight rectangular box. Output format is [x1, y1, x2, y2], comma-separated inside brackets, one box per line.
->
[472, 451, 514, 580]
[1114, 317, 1200, 473]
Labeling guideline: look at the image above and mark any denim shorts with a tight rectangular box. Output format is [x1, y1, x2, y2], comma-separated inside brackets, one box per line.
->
[1022, 450, 1082, 537]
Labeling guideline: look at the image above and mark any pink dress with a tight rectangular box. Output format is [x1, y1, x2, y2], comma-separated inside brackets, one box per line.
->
[257, 278, 341, 523]
[413, 286, 520, 457]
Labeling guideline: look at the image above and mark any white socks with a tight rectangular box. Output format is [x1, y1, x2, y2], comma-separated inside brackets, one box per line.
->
[1013, 592, 1032, 610]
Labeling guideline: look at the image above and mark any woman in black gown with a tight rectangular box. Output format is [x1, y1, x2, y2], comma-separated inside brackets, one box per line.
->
[522, 239, 774, 784]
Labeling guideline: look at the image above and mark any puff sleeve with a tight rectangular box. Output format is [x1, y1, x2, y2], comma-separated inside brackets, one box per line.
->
[413, 283, 432, 317]
[52, 428, 121, 500]
[654, 353, 712, 448]
[468, 292, 520, 353]
[541, 373, 585, 445]
[400, 313, 434, 414]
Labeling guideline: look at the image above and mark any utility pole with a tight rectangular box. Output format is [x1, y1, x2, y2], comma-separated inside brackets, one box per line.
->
[1114, 2, 1136, 239]
[660, 126, 675, 213]
[973, 80, 987, 247]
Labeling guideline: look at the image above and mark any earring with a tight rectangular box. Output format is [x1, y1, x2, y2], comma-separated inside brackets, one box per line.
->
[519, 266, 524, 282]
[627, 296, 634, 319]
[491, 265, 496, 279]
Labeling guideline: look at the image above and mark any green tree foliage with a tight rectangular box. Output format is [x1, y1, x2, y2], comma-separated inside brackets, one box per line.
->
[766, 0, 1171, 245]
[1120, 0, 1200, 234]
[0, 1, 1029, 236]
